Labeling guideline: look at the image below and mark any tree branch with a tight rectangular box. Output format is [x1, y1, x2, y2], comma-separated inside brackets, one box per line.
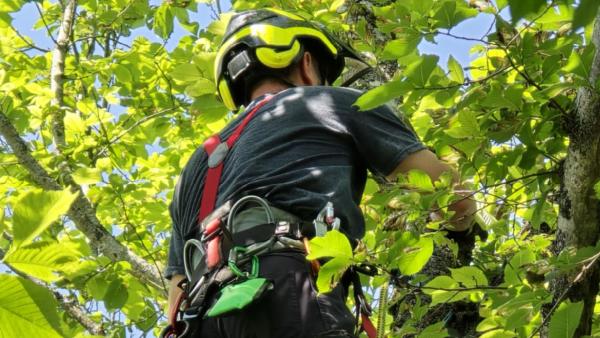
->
[35, 2, 59, 46]
[549, 6, 600, 337]
[92, 107, 176, 160]
[10, 26, 50, 53]
[0, 247, 105, 336]
[0, 111, 166, 294]
[50, 0, 77, 150]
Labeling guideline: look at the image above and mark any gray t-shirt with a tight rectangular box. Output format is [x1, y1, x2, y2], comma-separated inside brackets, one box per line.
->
[165, 86, 425, 278]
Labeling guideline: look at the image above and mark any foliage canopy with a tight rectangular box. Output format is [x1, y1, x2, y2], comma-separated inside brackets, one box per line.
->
[1, 0, 600, 337]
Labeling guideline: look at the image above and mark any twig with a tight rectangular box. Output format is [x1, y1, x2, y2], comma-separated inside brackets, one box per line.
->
[92, 107, 177, 160]
[482, 15, 497, 40]
[423, 30, 489, 44]
[35, 2, 59, 45]
[10, 26, 50, 53]
[528, 251, 600, 338]
[115, 192, 167, 294]
[504, 0, 556, 49]
[502, 47, 569, 116]
[413, 66, 511, 90]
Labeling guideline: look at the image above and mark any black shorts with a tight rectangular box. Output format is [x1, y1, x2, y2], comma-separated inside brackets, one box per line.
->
[191, 252, 357, 338]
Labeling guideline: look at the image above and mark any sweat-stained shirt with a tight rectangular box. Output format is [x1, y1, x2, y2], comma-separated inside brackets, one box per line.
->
[165, 86, 426, 278]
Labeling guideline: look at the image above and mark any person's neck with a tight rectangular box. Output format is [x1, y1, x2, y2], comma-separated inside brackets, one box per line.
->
[249, 81, 293, 102]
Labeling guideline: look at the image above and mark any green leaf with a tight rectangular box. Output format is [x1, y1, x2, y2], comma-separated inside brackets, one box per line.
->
[0, 274, 63, 338]
[410, 110, 434, 138]
[480, 330, 517, 338]
[548, 301, 584, 338]
[113, 64, 132, 84]
[354, 80, 412, 111]
[562, 45, 595, 81]
[315, 256, 351, 293]
[86, 276, 110, 301]
[404, 55, 439, 87]
[407, 169, 434, 192]
[104, 279, 129, 311]
[307, 230, 353, 261]
[504, 308, 532, 331]
[417, 321, 448, 338]
[477, 316, 505, 332]
[381, 32, 422, 60]
[12, 189, 78, 249]
[450, 266, 488, 287]
[170, 63, 204, 83]
[447, 55, 464, 84]
[594, 180, 600, 199]
[508, 0, 546, 23]
[396, 235, 434, 275]
[0, 0, 25, 13]
[433, 1, 478, 28]
[185, 78, 216, 97]
[72, 167, 102, 185]
[572, 0, 600, 30]
[423, 275, 468, 306]
[446, 110, 481, 138]
[497, 290, 548, 311]
[510, 249, 536, 268]
[153, 3, 174, 39]
[192, 94, 228, 121]
[3, 241, 80, 282]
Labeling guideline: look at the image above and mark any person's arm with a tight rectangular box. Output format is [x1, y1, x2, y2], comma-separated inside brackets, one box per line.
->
[168, 274, 186, 312]
[387, 149, 476, 232]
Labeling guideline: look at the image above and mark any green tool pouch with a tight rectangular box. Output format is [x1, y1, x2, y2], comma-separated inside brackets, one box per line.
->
[206, 277, 272, 317]
[206, 246, 273, 317]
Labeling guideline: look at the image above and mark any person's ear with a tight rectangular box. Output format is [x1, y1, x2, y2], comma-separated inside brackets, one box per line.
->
[299, 52, 321, 86]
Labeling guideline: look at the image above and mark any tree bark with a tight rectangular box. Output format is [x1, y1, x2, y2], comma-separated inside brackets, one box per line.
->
[550, 7, 600, 337]
[50, 0, 77, 150]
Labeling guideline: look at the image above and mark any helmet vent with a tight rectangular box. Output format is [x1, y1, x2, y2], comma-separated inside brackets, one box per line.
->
[228, 50, 252, 81]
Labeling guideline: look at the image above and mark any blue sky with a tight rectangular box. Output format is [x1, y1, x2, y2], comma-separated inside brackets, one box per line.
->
[11, 1, 499, 68]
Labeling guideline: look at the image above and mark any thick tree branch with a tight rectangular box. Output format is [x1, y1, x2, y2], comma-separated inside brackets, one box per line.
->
[549, 7, 600, 338]
[0, 247, 105, 336]
[560, 8, 600, 251]
[50, 0, 77, 149]
[0, 111, 165, 294]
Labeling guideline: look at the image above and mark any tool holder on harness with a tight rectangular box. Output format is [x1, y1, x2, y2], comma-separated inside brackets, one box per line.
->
[204, 245, 273, 317]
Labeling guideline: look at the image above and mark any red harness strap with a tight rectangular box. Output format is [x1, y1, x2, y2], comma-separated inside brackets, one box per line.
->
[198, 95, 274, 221]
[361, 313, 378, 338]
[198, 96, 274, 270]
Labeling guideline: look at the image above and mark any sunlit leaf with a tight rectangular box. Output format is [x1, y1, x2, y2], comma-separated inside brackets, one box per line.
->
[447, 55, 464, 84]
[0, 274, 63, 338]
[12, 189, 78, 249]
[395, 235, 433, 275]
[549, 301, 584, 338]
[307, 230, 353, 261]
[3, 241, 81, 282]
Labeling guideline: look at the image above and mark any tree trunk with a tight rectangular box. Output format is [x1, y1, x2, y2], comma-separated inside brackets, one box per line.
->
[550, 8, 600, 337]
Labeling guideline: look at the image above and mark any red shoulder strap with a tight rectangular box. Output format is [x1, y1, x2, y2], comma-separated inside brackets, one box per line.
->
[198, 135, 223, 221]
[198, 96, 274, 222]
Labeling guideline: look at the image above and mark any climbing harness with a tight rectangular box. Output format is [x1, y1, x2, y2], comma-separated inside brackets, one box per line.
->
[161, 93, 380, 338]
